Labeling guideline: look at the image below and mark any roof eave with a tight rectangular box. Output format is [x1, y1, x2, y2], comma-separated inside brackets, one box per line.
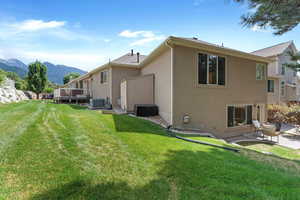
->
[169, 36, 273, 63]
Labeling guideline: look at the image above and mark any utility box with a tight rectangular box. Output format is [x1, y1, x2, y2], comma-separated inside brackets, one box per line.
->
[134, 104, 159, 117]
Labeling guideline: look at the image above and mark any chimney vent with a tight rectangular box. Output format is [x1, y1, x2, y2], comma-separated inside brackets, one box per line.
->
[193, 37, 198, 40]
[137, 52, 140, 63]
[131, 49, 134, 56]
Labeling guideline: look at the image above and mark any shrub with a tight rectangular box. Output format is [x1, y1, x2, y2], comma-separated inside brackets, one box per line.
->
[268, 104, 300, 125]
[0, 70, 7, 86]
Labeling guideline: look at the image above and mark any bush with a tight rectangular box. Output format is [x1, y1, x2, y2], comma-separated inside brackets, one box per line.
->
[268, 104, 300, 125]
[0, 70, 7, 85]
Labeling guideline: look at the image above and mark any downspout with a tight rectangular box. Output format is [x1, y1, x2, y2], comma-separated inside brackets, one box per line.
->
[165, 39, 174, 126]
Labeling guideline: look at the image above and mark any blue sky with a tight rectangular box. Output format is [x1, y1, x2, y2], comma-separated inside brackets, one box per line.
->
[0, 0, 299, 71]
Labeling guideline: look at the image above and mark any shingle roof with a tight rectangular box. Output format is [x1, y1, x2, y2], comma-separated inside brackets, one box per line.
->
[111, 53, 147, 66]
[251, 41, 293, 57]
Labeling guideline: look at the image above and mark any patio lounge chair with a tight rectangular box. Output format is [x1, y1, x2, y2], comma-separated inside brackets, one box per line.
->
[252, 120, 263, 136]
[261, 125, 280, 143]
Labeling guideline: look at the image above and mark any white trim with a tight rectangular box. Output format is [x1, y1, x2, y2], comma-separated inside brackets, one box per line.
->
[165, 41, 173, 125]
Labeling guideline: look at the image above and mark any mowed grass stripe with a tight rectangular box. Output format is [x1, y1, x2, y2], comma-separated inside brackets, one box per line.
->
[0, 102, 45, 156]
[0, 101, 300, 200]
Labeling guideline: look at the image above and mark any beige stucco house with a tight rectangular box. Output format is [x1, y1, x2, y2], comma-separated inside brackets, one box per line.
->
[252, 41, 299, 104]
[65, 36, 272, 138]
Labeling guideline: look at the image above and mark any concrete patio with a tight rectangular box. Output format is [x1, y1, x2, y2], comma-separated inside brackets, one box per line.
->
[226, 124, 300, 150]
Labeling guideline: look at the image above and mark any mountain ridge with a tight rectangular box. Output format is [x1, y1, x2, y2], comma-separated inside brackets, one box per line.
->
[0, 59, 86, 84]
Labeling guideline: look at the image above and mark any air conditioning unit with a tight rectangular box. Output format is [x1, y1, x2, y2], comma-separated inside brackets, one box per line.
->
[134, 104, 158, 117]
[90, 99, 106, 108]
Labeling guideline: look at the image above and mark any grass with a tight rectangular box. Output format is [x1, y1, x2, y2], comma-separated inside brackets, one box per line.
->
[0, 101, 300, 199]
[238, 141, 300, 161]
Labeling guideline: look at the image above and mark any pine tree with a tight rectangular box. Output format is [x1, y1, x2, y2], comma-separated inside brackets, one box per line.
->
[235, 0, 300, 35]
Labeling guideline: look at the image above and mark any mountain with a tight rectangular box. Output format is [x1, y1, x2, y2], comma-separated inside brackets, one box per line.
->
[43, 62, 86, 84]
[0, 62, 27, 78]
[0, 59, 87, 84]
[6, 59, 28, 70]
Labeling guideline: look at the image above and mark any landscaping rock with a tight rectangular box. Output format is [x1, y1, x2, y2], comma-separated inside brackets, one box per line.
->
[0, 78, 29, 104]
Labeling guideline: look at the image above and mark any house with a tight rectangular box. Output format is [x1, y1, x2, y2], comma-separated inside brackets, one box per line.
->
[64, 36, 272, 138]
[63, 50, 147, 107]
[252, 41, 299, 104]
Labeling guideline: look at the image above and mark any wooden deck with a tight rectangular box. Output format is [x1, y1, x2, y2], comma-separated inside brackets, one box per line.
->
[54, 88, 90, 103]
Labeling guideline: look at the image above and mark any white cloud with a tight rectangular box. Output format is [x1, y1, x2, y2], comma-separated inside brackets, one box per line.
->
[119, 30, 165, 46]
[0, 19, 110, 43]
[130, 35, 165, 46]
[119, 30, 155, 38]
[12, 20, 65, 32]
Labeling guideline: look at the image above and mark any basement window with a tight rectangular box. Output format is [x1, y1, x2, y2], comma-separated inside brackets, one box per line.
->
[198, 53, 226, 85]
[227, 105, 252, 127]
[100, 71, 108, 84]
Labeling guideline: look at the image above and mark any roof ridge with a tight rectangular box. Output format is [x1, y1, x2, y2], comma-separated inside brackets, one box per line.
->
[251, 40, 293, 53]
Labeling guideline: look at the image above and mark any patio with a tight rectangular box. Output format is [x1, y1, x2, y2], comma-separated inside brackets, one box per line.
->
[226, 124, 300, 150]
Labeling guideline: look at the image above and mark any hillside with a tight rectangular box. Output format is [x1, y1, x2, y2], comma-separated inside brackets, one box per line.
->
[0, 101, 299, 199]
[43, 62, 86, 84]
[0, 62, 27, 78]
[0, 59, 86, 84]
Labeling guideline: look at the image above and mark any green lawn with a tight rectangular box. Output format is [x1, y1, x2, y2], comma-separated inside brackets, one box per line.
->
[1, 101, 300, 200]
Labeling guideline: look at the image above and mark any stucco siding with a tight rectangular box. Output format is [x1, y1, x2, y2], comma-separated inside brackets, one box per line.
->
[90, 69, 111, 101]
[141, 49, 172, 124]
[267, 59, 278, 77]
[267, 78, 280, 104]
[172, 45, 267, 137]
[111, 67, 140, 107]
[286, 85, 297, 101]
[124, 74, 154, 111]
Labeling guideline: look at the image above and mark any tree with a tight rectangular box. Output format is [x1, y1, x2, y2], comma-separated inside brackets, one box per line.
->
[63, 72, 81, 84]
[0, 69, 6, 85]
[284, 50, 300, 71]
[234, 0, 300, 35]
[27, 61, 47, 99]
[5, 71, 27, 90]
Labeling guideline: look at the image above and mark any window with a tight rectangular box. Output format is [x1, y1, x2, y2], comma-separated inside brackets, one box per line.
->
[79, 80, 83, 89]
[75, 82, 79, 88]
[281, 81, 285, 96]
[198, 53, 225, 85]
[100, 71, 108, 84]
[267, 80, 274, 93]
[256, 63, 266, 80]
[227, 105, 252, 127]
[281, 66, 285, 75]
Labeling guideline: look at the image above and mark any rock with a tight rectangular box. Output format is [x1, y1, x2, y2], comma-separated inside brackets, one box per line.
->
[0, 78, 29, 104]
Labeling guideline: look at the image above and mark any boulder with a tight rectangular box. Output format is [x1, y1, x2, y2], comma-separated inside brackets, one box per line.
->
[0, 78, 29, 104]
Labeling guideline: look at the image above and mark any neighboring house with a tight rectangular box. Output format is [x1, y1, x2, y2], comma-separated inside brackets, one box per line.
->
[65, 36, 271, 138]
[252, 41, 299, 104]
[64, 51, 146, 108]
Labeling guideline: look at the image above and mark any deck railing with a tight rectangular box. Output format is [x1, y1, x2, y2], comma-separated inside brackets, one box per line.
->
[54, 88, 90, 99]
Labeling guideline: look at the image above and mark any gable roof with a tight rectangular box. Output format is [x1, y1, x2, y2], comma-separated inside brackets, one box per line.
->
[64, 36, 272, 87]
[251, 41, 294, 57]
[64, 53, 146, 86]
[140, 36, 272, 67]
[112, 53, 146, 66]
